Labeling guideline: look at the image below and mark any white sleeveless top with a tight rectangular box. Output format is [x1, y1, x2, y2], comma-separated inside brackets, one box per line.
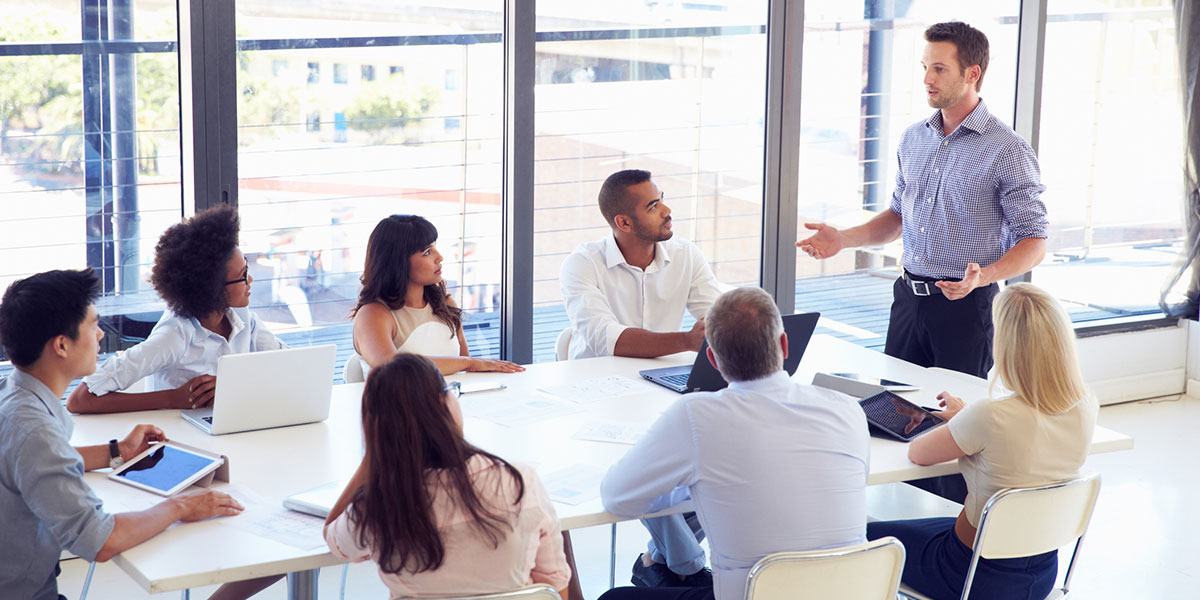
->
[354, 303, 461, 381]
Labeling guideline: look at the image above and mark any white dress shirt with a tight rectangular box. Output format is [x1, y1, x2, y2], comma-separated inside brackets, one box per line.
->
[601, 371, 870, 600]
[82, 307, 286, 395]
[559, 235, 722, 359]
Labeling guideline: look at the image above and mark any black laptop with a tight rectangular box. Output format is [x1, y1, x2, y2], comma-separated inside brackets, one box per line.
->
[639, 312, 821, 393]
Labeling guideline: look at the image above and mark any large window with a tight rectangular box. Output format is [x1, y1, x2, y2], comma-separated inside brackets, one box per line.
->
[233, 2, 504, 365]
[530, 1, 770, 362]
[0, 1, 182, 352]
[1033, 0, 1183, 318]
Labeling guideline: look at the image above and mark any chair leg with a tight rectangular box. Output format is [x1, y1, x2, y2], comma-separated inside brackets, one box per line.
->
[181, 590, 190, 600]
[79, 562, 96, 600]
[340, 563, 350, 600]
[609, 522, 618, 589]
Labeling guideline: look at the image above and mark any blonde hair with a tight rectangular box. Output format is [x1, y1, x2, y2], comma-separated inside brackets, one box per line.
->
[990, 283, 1087, 415]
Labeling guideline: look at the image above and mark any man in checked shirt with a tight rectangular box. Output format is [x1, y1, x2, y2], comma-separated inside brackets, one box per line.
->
[798, 21, 1047, 501]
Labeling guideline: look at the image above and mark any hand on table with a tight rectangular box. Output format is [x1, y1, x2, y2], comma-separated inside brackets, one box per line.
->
[172, 490, 244, 522]
[796, 222, 845, 259]
[170, 374, 217, 409]
[468, 358, 525, 373]
[935, 263, 984, 301]
[933, 391, 965, 420]
[118, 424, 166, 460]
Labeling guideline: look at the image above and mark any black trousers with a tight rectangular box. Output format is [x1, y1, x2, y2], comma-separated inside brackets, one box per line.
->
[885, 276, 999, 503]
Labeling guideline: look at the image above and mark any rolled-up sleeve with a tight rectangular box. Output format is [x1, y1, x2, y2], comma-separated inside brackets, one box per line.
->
[81, 321, 187, 396]
[324, 507, 371, 563]
[560, 252, 628, 357]
[996, 140, 1048, 241]
[601, 399, 695, 517]
[890, 147, 907, 216]
[525, 473, 571, 590]
[13, 432, 114, 561]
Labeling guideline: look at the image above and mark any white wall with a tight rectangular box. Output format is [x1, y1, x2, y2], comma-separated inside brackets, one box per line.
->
[1078, 321, 1187, 405]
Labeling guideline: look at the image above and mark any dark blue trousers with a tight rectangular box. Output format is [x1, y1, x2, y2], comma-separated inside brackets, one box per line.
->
[867, 518, 1058, 600]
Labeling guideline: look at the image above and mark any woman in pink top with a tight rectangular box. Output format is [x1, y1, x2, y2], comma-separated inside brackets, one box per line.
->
[324, 353, 571, 598]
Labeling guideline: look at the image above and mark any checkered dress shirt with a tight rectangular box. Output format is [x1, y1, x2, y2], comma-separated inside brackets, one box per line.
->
[889, 99, 1048, 279]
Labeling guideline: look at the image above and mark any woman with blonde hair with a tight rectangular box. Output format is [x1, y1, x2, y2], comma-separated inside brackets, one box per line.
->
[867, 283, 1097, 600]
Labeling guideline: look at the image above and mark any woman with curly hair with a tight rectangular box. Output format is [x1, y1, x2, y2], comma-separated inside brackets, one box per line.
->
[348, 214, 522, 378]
[67, 205, 286, 414]
[325, 353, 570, 597]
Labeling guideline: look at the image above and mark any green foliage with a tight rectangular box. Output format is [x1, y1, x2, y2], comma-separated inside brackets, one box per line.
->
[344, 74, 440, 142]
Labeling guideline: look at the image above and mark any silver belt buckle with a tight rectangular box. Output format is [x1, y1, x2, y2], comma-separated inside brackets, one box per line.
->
[910, 278, 931, 297]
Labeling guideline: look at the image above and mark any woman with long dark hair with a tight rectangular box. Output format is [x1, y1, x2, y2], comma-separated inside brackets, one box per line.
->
[349, 214, 522, 377]
[324, 353, 571, 596]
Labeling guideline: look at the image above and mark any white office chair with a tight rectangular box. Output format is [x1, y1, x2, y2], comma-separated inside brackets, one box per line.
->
[745, 537, 905, 600]
[900, 472, 1102, 600]
[343, 352, 366, 383]
[554, 328, 573, 361]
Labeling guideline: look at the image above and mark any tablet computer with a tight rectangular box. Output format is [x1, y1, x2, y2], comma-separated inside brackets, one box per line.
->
[830, 372, 920, 392]
[108, 442, 225, 497]
[858, 390, 945, 442]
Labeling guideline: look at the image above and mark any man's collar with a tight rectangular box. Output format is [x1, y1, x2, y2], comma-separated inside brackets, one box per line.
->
[603, 234, 672, 270]
[924, 98, 991, 135]
[9, 369, 65, 417]
[725, 369, 792, 391]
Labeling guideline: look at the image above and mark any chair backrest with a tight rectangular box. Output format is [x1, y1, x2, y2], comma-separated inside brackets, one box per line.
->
[430, 584, 562, 600]
[745, 537, 905, 600]
[343, 352, 365, 383]
[974, 472, 1102, 560]
[554, 328, 573, 361]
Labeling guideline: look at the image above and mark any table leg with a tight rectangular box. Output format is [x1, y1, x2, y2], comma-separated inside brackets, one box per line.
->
[287, 569, 320, 600]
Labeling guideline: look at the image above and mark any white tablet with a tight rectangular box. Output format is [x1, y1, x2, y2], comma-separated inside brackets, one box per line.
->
[108, 442, 224, 497]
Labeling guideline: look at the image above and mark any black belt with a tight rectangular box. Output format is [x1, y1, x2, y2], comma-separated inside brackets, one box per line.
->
[901, 271, 954, 297]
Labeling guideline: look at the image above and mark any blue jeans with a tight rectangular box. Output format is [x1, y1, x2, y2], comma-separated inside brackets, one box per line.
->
[643, 512, 706, 576]
[867, 518, 1058, 600]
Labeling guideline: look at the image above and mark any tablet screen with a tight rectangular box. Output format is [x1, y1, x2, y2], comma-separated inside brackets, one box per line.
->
[115, 445, 220, 493]
[858, 390, 945, 441]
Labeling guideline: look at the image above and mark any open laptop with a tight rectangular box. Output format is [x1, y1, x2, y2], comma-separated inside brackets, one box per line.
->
[181, 344, 337, 435]
[640, 312, 820, 394]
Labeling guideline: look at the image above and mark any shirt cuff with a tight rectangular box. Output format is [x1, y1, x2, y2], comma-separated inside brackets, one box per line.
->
[604, 323, 630, 357]
[79, 371, 119, 397]
[67, 511, 115, 562]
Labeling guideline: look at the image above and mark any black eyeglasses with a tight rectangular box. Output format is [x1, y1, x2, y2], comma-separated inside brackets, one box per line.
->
[224, 271, 248, 286]
[444, 380, 462, 400]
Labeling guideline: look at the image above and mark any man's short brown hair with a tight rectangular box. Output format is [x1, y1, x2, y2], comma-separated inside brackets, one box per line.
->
[925, 21, 990, 91]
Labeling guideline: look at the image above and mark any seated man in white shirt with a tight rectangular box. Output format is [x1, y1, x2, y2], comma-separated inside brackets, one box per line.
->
[560, 169, 723, 586]
[599, 287, 870, 600]
[560, 169, 722, 360]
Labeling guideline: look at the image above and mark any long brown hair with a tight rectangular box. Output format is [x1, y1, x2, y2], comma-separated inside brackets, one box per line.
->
[350, 353, 525, 574]
[352, 215, 462, 335]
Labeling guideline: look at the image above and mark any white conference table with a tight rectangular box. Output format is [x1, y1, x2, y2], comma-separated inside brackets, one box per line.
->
[70, 334, 1133, 597]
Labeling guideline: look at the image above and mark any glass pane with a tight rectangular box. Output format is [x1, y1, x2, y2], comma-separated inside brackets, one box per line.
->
[532, 1, 770, 363]
[795, 2, 1019, 350]
[1033, 1, 1182, 319]
[0, 2, 182, 354]
[234, 2, 504, 375]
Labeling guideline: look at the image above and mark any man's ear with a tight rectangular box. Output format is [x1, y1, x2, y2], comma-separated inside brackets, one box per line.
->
[613, 214, 634, 233]
[966, 64, 981, 86]
[49, 335, 70, 360]
[706, 346, 719, 370]
[780, 332, 789, 360]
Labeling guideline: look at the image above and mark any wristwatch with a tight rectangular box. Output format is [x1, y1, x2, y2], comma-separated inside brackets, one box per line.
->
[108, 439, 124, 469]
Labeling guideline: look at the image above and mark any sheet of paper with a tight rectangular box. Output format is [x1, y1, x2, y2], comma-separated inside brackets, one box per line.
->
[462, 393, 582, 427]
[540, 375, 643, 403]
[572, 421, 649, 445]
[217, 484, 327, 551]
[541, 464, 606, 506]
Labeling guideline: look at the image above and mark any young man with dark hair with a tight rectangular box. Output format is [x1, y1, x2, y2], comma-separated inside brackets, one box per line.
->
[0, 268, 243, 599]
[797, 20, 1048, 503]
[560, 169, 724, 588]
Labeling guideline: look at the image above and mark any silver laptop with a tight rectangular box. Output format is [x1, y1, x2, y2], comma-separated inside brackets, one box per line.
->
[181, 344, 337, 435]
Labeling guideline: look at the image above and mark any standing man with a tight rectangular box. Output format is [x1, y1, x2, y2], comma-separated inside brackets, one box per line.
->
[0, 269, 243, 599]
[799, 21, 1047, 380]
[560, 169, 723, 587]
[599, 287, 869, 600]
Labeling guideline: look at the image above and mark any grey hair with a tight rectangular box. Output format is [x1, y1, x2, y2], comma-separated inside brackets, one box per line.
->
[705, 287, 784, 382]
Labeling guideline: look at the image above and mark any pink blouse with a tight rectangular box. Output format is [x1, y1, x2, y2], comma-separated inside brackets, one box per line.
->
[325, 456, 571, 598]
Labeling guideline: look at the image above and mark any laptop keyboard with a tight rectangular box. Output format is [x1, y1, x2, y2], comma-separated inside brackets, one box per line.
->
[202, 416, 214, 424]
[662, 373, 690, 387]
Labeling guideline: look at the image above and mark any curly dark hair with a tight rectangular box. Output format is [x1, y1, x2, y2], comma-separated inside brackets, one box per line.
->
[150, 205, 240, 319]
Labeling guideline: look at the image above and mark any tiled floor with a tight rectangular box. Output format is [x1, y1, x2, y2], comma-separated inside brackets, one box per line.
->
[59, 393, 1198, 599]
